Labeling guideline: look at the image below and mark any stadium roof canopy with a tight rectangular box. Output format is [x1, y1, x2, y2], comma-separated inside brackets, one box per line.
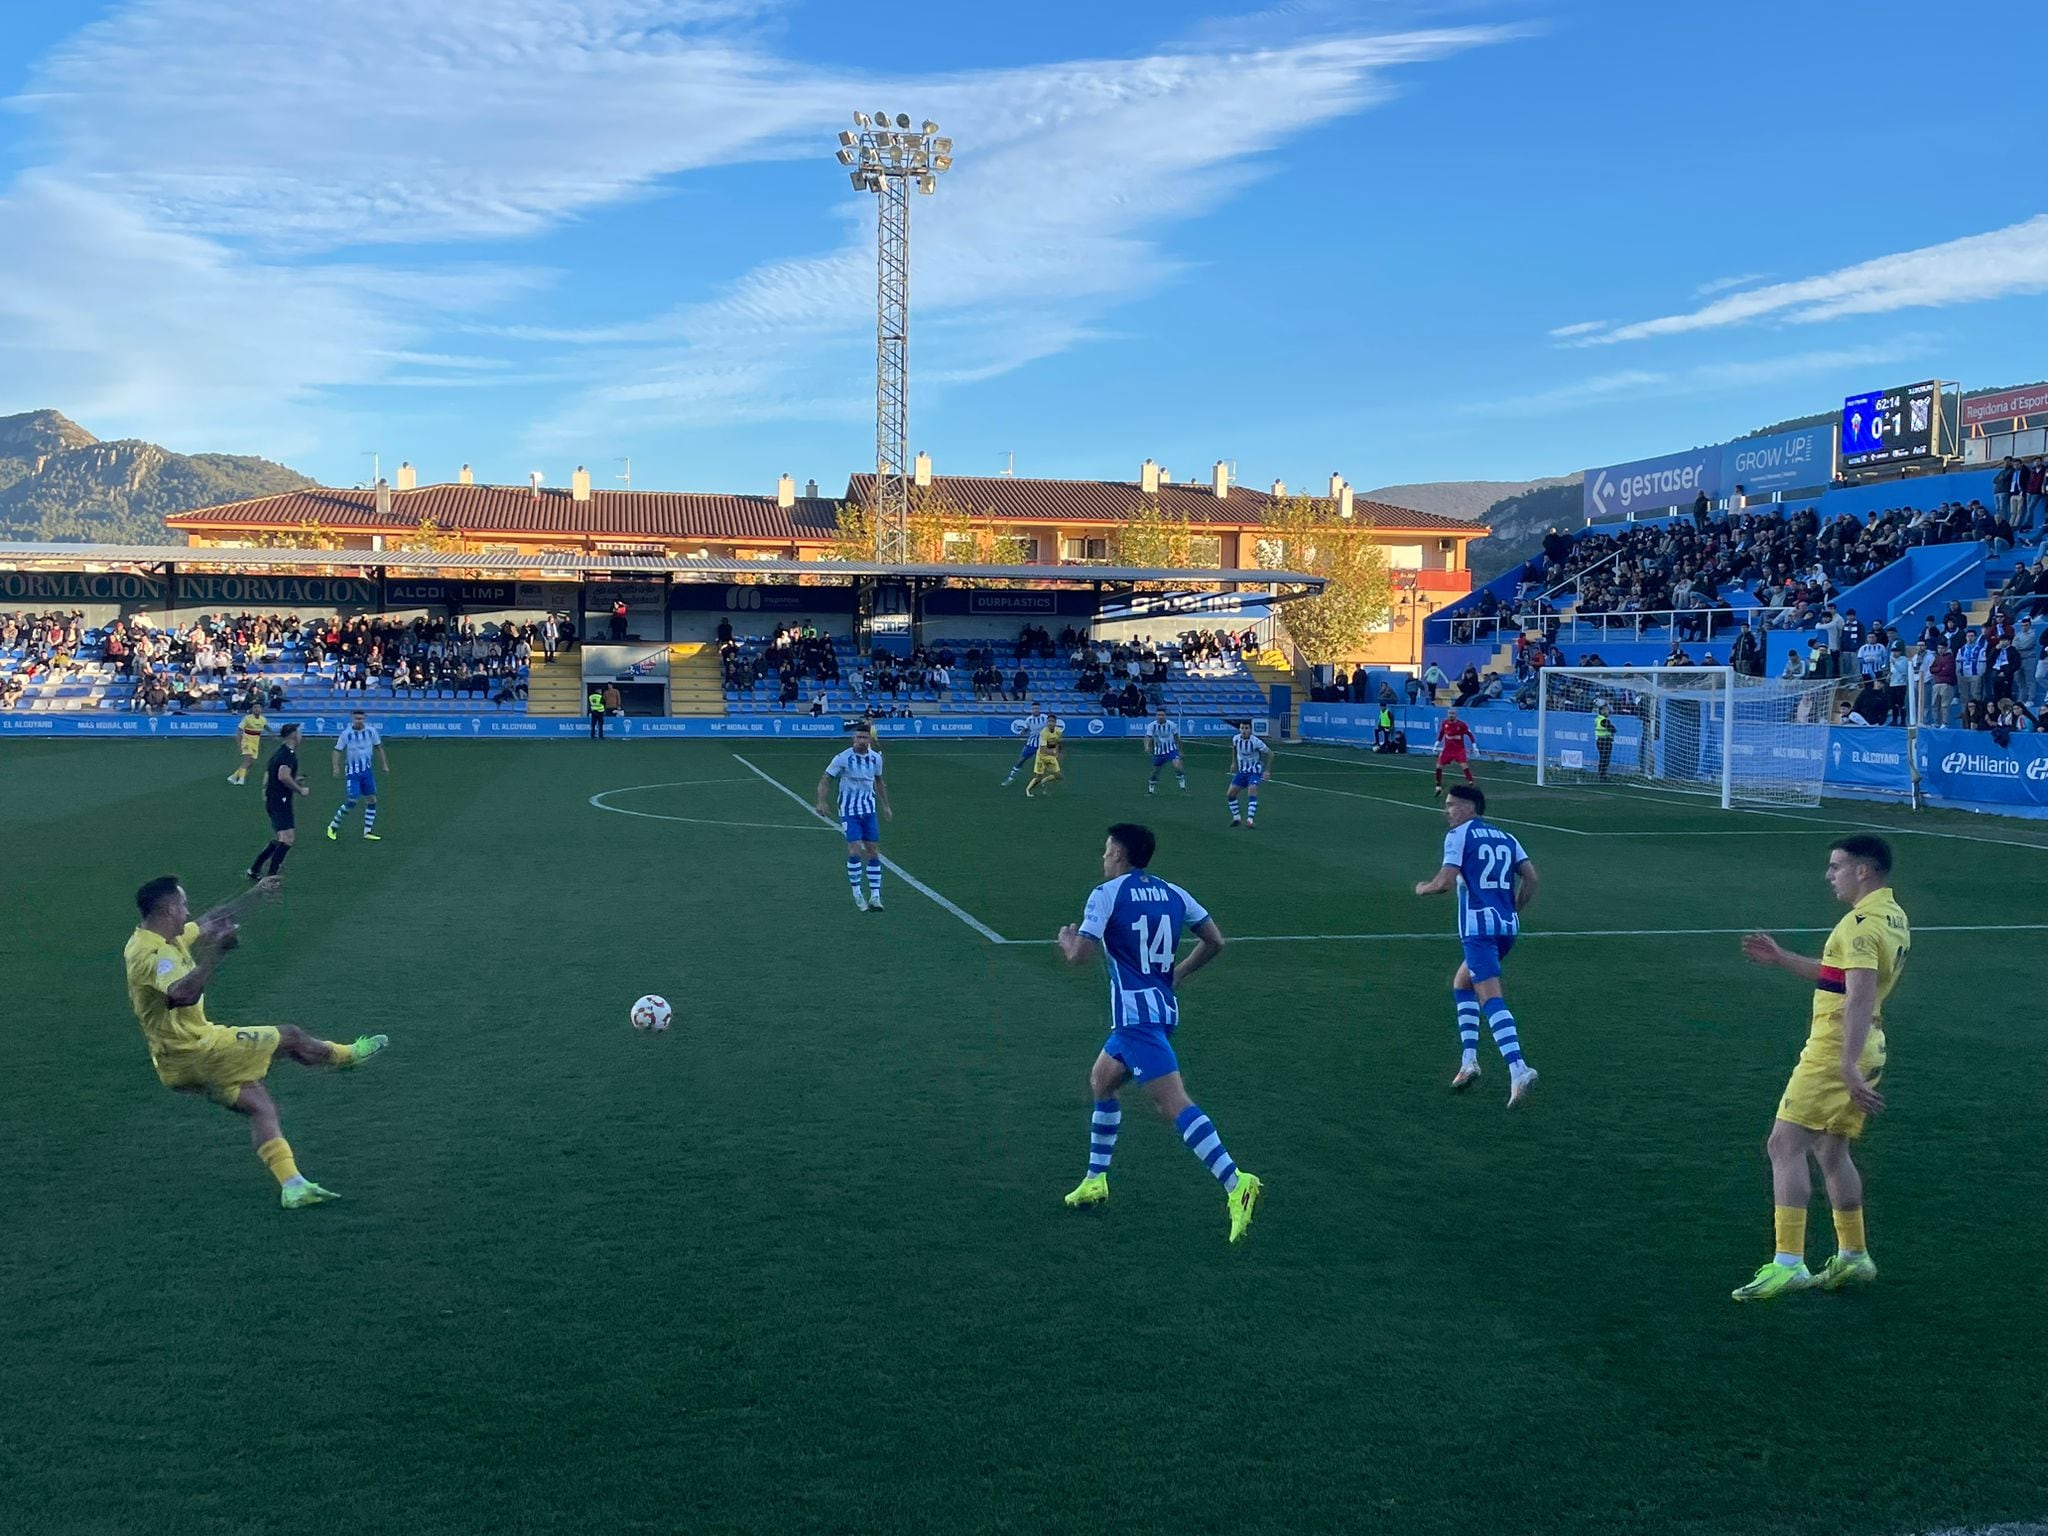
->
[0, 541, 1324, 592]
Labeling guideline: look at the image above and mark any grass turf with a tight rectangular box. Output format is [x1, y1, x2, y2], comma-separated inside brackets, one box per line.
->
[3, 734, 2045, 1536]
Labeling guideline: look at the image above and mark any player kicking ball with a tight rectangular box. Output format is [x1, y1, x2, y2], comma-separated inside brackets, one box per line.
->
[1024, 714, 1065, 797]
[327, 709, 390, 842]
[123, 875, 388, 1208]
[1730, 836, 1906, 1302]
[817, 724, 892, 911]
[1433, 707, 1476, 798]
[1414, 784, 1540, 1106]
[1057, 823, 1262, 1244]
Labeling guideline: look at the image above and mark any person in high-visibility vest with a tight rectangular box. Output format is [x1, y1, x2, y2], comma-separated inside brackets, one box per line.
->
[1594, 705, 1615, 780]
[1374, 703, 1395, 750]
[588, 685, 607, 741]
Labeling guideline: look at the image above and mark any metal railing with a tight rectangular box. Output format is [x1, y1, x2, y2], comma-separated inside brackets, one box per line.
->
[1437, 604, 1778, 648]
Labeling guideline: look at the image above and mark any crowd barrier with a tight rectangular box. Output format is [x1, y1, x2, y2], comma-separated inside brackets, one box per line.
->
[1297, 704, 2048, 820]
[0, 712, 1267, 742]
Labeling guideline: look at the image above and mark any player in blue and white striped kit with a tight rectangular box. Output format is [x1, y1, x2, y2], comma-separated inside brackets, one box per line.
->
[815, 725, 893, 911]
[1056, 822, 1263, 1243]
[326, 710, 390, 842]
[1000, 704, 1049, 787]
[1225, 720, 1272, 828]
[1414, 783, 1541, 1106]
[1143, 709, 1186, 794]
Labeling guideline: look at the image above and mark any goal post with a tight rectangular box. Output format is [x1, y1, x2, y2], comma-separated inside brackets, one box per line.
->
[1536, 666, 1839, 809]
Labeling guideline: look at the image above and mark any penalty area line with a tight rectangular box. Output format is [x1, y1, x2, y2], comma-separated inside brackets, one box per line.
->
[997, 923, 2048, 947]
[731, 753, 1008, 945]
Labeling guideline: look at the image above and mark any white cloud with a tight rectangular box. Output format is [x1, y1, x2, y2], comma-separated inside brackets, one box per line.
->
[1, 0, 1516, 456]
[1575, 218, 2048, 344]
[1693, 272, 1770, 297]
[1547, 320, 1607, 339]
[1463, 341, 1930, 418]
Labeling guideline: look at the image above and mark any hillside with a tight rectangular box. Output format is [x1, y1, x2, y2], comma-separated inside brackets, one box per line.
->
[1465, 480, 1585, 583]
[0, 410, 314, 544]
[1364, 476, 1576, 524]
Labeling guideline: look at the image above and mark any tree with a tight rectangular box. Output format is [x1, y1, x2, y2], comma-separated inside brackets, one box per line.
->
[394, 516, 462, 554]
[829, 486, 1028, 580]
[1107, 497, 1193, 571]
[247, 513, 340, 551]
[1254, 495, 1394, 665]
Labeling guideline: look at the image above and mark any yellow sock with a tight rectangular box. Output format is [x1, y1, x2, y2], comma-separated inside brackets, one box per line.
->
[1833, 1208, 1867, 1255]
[1773, 1205, 1807, 1262]
[327, 1040, 356, 1066]
[257, 1136, 300, 1186]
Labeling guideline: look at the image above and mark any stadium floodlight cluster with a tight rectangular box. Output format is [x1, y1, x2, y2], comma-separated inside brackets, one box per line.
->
[834, 112, 953, 567]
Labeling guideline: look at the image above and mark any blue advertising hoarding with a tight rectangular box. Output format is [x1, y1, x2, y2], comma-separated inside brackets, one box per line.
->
[1582, 446, 1724, 520]
[1722, 425, 1835, 497]
[1916, 729, 2048, 813]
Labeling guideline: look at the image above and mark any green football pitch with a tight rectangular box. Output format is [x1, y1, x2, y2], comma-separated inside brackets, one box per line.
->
[5, 734, 2045, 1536]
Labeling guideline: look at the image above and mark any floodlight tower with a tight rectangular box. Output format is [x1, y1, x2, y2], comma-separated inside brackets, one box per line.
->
[836, 111, 953, 563]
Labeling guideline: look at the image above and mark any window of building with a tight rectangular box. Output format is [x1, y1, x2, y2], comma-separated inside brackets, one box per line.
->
[1188, 535, 1224, 567]
[1061, 537, 1109, 562]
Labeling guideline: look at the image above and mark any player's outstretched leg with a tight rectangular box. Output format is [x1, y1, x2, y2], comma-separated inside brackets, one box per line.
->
[1066, 1097, 1120, 1207]
[326, 798, 355, 840]
[235, 1082, 338, 1209]
[1482, 997, 1537, 1106]
[1812, 1136, 1877, 1290]
[1168, 1097, 1260, 1243]
[1451, 985, 1481, 1088]
[1733, 1120, 1819, 1301]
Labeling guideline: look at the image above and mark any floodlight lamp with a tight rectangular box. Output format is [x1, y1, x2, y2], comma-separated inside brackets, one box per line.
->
[918, 174, 936, 195]
[836, 147, 855, 165]
[895, 112, 911, 128]
[838, 129, 856, 146]
[932, 154, 952, 173]
[849, 169, 867, 189]
[932, 137, 952, 155]
[922, 119, 938, 134]
[875, 106, 891, 123]
[854, 112, 870, 128]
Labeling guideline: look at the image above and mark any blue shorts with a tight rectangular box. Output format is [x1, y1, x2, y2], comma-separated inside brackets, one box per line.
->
[1230, 770, 1263, 789]
[1102, 1025, 1179, 1082]
[1460, 933, 1515, 984]
[345, 769, 377, 799]
[842, 810, 880, 845]
[1152, 750, 1180, 766]
[1016, 741, 1039, 764]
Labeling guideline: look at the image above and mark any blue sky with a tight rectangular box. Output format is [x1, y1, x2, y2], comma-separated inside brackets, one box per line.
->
[2, 0, 2045, 497]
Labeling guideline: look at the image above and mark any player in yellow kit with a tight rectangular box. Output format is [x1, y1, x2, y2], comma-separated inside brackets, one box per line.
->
[1732, 835, 1908, 1300]
[1024, 715, 1066, 797]
[226, 705, 269, 784]
[123, 874, 389, 1208]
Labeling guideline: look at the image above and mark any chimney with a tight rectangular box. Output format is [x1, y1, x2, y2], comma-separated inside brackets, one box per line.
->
[1339, 486, 1355, 520]
[572, 465, 592, 502]
[805, 478, 819, 498]
[1212, 461, 1229, 499]
[529, 470, 544, 501]
[913, 451, 932, 488]
[1140, 458, 1160, 495]
[395, 461, 417, 491]
[1327, 471, 1344, 500]
[777, 473, 796, 509]
[457, 464, 474, 486]
[374, 477, 391, 517]
[1271, 479, 1286, 498]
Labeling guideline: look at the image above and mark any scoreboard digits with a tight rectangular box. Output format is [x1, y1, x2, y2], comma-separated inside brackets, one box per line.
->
[1840, 380, 1941, 470]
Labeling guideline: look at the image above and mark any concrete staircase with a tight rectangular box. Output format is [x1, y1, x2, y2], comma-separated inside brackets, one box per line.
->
[668, 642, 727, 717]
[1243, 647, 1302, 737]
[525, 659, 585, 717]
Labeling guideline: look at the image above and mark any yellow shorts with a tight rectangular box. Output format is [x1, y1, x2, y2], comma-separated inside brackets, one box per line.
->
[154, 1024, 280, 1107]
[1034, 754, 1062, 776]
[239, 740, 261, 759]
[1776, 1030, 1886, 1139]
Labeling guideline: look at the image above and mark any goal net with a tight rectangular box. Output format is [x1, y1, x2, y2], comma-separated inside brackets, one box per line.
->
[1536, 666, 1839, 808]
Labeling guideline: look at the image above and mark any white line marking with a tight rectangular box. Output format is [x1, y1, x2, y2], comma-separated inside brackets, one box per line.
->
[995, 922, 2048, 947]
[732, 753, 1007, 944]
[1269, 775, 1599, 837]
[588, 780, 833, 833]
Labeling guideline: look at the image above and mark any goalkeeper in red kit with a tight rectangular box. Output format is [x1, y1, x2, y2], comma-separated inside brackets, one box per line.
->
[1434, 708, 1476, 797]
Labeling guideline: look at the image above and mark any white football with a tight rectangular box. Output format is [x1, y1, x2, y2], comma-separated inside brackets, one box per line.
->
[630, 994, 672, 1033]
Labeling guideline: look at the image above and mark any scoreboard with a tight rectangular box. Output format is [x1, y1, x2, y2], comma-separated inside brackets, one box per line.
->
[1840, 380, 1941, 470]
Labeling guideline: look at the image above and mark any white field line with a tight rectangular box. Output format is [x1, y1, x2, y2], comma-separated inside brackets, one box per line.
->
[588, 780, 834, 833]
[994, 922, 2048, 947]
[1267, 773, 1604, 838]
[1270, 742, 2048, 852]
[732, 753, 1007, 944]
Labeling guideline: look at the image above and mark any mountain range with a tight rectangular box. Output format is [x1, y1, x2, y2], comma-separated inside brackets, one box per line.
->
[1365, 474, 1583, 583]
[0, 409, 314, 544]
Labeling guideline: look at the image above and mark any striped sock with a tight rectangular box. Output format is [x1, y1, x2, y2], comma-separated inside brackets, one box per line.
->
[1483, 997, 1525, 1067]
[845, 856, 862, 893]
[1088, 1099, 1121, 1177]
[1228, 797, 1240, 821]
[866, 858, 882, 896]
[1174, 1104, 1239, 1193]
[1247, 793, 1258, 819]
[329, 798, 354, 830]
[364, 802, 378, 834]
[1453, 987, 1481, 1060]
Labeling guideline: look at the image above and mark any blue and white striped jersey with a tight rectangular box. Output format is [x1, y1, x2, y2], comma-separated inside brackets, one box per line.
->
[825, 746, 884, 815]
[1442, 817, 1529, 938]
[1144, 719, 1180, 756]
[1020, 710, 1049, 749]
[335, 724, 382, 773]
[1230, 732, 1271, 776]
[1078, 871, 1210, 1032]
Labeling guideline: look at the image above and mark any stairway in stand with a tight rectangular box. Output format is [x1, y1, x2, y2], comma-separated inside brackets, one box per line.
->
[1243, 648, 1301, 738]
[525, 659, 585, 717]
[669, 643, 727, 717]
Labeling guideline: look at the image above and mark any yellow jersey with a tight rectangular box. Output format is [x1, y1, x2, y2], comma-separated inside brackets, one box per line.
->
[238, 711, 269, 751]
[1037, 725, 1064, 758]
[1810, 887, 1909, 1044]
[123, 922, 214, 1063]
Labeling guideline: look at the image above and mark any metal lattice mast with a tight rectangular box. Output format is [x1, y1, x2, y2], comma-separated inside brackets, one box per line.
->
[837, 111, 953, 564]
